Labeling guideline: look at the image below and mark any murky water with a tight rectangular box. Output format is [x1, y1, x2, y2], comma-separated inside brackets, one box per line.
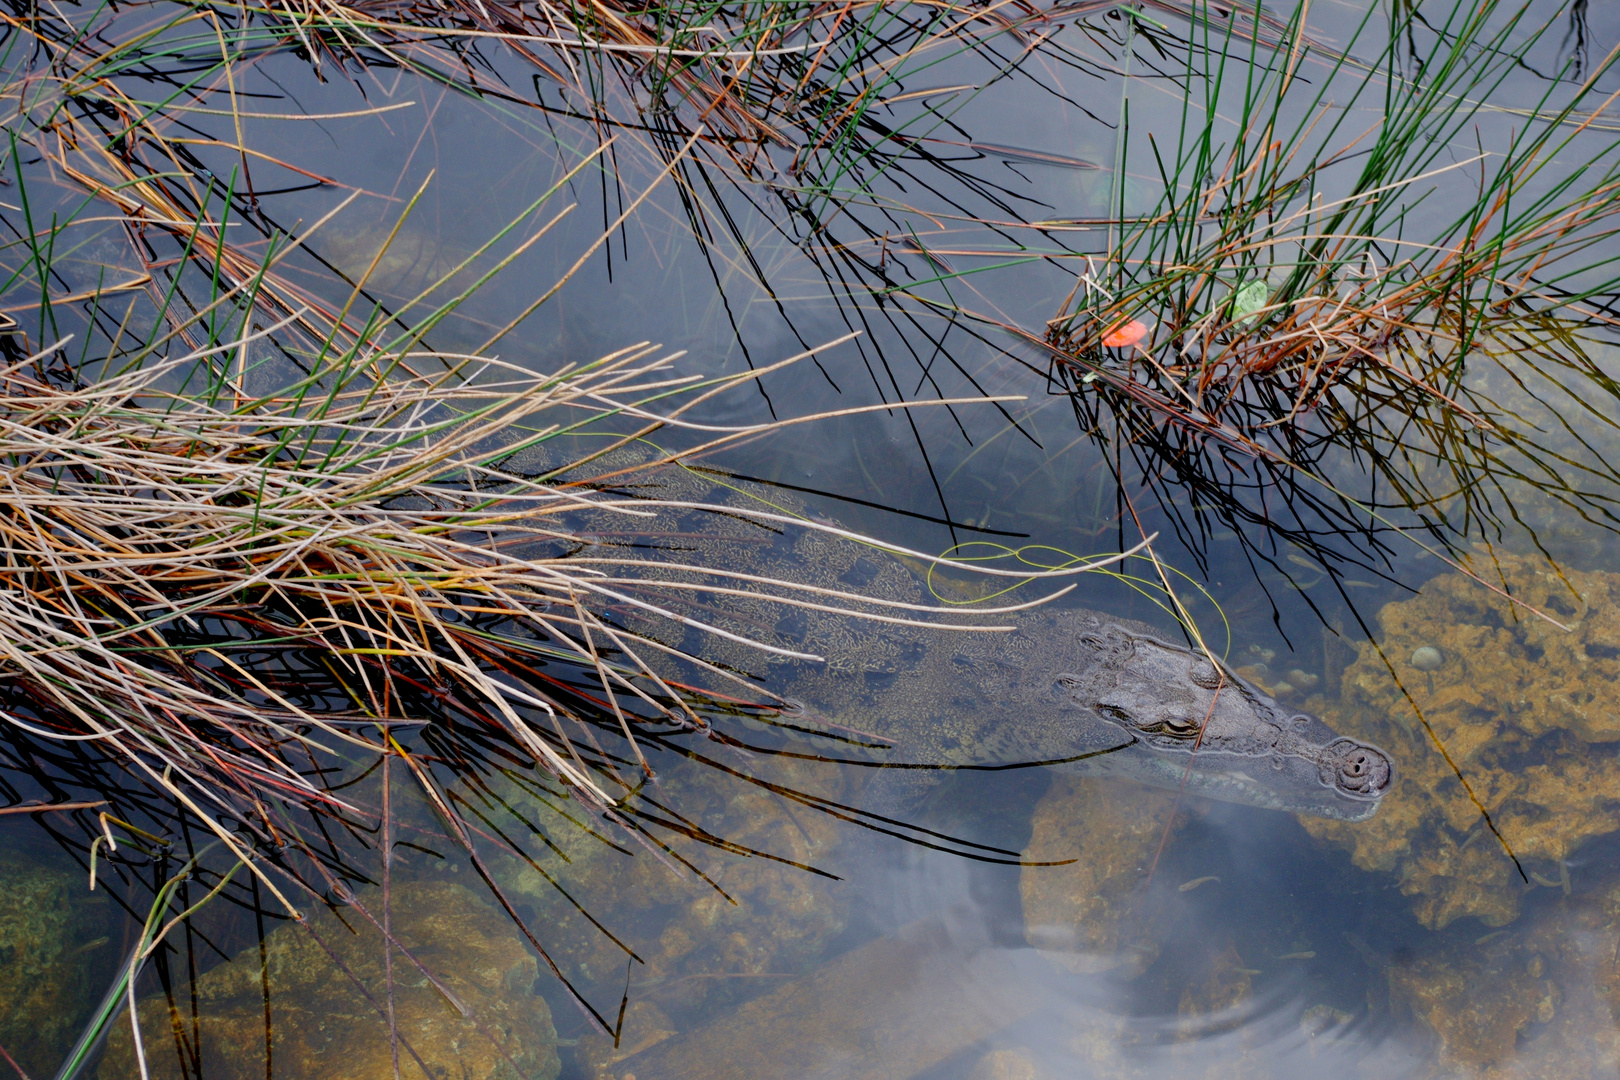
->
[7, 1, 1620, 1077]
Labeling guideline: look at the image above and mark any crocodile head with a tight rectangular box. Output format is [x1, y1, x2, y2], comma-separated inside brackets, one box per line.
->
[1053, 621, 1393, 822]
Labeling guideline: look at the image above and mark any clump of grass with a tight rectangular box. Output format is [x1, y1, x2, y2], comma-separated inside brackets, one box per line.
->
[1043, 0, 1620, 445]
[0, 333, 998, 879]
[157, 0, 1086, 210]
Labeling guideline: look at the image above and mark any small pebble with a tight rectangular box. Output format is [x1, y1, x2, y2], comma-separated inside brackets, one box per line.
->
[1287, 669, 1320, 691]
[1271, 681, 1296, 699]
[1300, 1004, 1353, 1039]
[1410, 646, 1444, 671]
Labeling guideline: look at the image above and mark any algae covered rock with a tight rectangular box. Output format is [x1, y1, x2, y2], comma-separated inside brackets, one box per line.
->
[1302, 551, 1620, 928]
[0, 845, 111, 1078]
[102, 880, 559, 1080]
[1020, 775, 1181, 974]
[1388, 943, 1558, 1070]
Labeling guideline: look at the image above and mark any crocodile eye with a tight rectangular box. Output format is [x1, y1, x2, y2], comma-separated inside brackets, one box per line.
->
[1162, 716, 1202, 738]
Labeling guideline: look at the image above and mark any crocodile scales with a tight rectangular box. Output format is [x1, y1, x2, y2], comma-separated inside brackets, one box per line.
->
[523, 451, 1393, 822]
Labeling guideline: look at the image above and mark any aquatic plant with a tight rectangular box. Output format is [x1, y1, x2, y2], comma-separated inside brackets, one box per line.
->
[1042, 0, 1620, 446]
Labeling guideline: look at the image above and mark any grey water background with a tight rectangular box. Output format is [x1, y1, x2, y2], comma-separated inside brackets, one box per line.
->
[8, 0, 1620, 1076]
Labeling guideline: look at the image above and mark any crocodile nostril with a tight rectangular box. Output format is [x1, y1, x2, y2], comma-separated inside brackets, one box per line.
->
[1321, 740, 1393, 798]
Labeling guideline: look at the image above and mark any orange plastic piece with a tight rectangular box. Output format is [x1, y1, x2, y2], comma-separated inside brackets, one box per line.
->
[1102, 320, 1148, 348]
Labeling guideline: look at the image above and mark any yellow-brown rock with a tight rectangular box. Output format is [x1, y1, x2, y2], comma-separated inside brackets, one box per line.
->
[0, 845, 111, 1078]
[1020, 774, 1181, 974]
[1302, 551, 1620, 928]
[100, 880, 559, 1080]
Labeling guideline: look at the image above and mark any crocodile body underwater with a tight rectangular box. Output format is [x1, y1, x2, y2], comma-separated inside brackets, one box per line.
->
[757, 599, 1393, 823]
[524, 450, 1394, 822]
[621, 525, 1394, 823]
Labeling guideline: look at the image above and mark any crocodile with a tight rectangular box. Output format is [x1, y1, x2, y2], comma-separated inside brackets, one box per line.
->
[756, 597, 1392, 822]
[512, 447, 1393, 822]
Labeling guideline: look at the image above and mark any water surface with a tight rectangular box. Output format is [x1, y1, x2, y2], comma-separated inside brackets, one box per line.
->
[6, 2, 1620, 1077]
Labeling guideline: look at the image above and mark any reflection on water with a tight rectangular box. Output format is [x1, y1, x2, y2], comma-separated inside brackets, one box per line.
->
[604, 916, 1051, 1080]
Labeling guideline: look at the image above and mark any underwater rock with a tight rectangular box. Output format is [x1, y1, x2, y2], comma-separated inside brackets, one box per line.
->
[603, 917, 1049, 1080]
[1176, 943, 1255, 1037]
[1286, 668, 1321, 692]
[577, 999, 679, 1077]
[1302, 551, 1620, 928]
[1021, 774, 1182, 974]
[100, 880, 559, 1080]
[1409, 646, 1444, 672]
[0, 845, 111, 1078]
[969, 1047, 1044, 1080]
[314, 216, 472, 297]
[1298, 1004, 1353, 1040]
[1382, 880, 1620, 1078]
[1388, 944, 1556, 1070]
[503, 753, 849, 1022]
